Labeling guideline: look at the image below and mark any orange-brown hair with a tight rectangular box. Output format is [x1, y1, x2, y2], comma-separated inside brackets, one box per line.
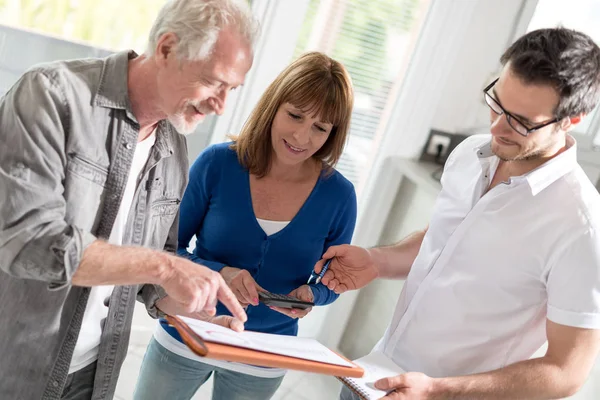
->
[231, 51, 354, 177]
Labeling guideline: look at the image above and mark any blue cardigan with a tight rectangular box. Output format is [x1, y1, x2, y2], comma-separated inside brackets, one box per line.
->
[161, 142, 357, 339]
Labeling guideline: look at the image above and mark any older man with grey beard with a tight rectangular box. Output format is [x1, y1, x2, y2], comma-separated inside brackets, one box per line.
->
[0, 1, 259, 399]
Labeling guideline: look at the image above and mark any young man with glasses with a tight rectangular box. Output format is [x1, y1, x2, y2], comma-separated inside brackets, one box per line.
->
[317, 28, 600, 399]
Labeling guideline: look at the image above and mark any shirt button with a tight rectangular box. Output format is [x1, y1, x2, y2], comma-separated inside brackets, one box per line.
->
[52, 381, 59, 387]
[125, 143, 133, 150]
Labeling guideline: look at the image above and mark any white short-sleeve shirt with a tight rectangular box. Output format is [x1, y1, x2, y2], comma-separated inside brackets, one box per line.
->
[377, 134, 600, 378]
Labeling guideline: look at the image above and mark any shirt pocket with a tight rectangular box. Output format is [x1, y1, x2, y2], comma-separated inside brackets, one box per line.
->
[151, 197, 180, 217]
[66, 153, 109, 187]
[64, 152, 108, 232]
[146, 196, 181, 248]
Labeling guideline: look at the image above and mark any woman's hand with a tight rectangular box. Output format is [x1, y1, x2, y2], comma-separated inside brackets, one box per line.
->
[220, 266, 265, 307]
[269, 285, 314, 319]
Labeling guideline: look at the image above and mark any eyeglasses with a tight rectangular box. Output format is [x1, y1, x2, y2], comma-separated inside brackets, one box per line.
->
[483, 78, 559, 137]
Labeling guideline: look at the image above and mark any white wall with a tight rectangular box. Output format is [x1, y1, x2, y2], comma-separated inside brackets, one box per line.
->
[339, 168, 439, 359]
[431, 1, 537, 135]
[0, 25, 111, 95]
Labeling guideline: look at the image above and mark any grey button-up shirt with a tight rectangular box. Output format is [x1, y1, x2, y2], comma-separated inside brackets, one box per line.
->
[0, 51, 189, 399]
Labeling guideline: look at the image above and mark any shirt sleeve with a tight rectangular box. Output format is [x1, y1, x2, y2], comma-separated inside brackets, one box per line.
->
[311, 185, 358, 305]
[177, 146, 227, 272]
[546, 225, 600, 329]
[0, 69, 96, 289]
[137, 284, 168, 319]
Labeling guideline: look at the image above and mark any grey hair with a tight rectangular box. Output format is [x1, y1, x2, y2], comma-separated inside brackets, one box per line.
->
[145, 0, 259, 61]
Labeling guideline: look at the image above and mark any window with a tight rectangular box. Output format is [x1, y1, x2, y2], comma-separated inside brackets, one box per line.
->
[0, 0, 165, 52]
[293, 0, 430, 192]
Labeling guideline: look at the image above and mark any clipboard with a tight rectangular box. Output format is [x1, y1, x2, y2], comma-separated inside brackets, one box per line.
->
[165, 315, 365, 378]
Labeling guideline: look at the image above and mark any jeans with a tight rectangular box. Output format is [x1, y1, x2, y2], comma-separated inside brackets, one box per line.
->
[61, 362, 97, 400]
[339, 384, 361, 400]
[134, 337, 285, 400]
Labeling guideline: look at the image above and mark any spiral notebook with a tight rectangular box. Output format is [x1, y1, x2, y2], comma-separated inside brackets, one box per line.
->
[337, 351, 405, 400]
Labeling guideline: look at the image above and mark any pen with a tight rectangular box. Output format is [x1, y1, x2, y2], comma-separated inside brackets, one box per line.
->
[307, 259, 332, 285]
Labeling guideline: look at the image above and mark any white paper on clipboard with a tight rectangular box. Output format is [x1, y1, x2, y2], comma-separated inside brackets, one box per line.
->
[179, 316, 353, 367]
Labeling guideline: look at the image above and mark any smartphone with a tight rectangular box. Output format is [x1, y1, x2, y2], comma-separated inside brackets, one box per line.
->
[258, 291, 314, 310]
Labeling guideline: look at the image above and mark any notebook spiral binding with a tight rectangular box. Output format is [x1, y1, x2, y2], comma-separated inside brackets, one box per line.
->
[336, 376, 369, 400]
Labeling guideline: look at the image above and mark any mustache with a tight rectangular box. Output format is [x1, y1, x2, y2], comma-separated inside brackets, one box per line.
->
[491, 131, 519, 146]
[188, 100, 214, 115]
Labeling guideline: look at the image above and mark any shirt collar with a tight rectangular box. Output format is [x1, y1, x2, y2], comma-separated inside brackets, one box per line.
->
[93, 50, 137, 121]
[476, 135, 579, 196]
[93, 50, 177, 156]
[154, 120, 176, 158]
